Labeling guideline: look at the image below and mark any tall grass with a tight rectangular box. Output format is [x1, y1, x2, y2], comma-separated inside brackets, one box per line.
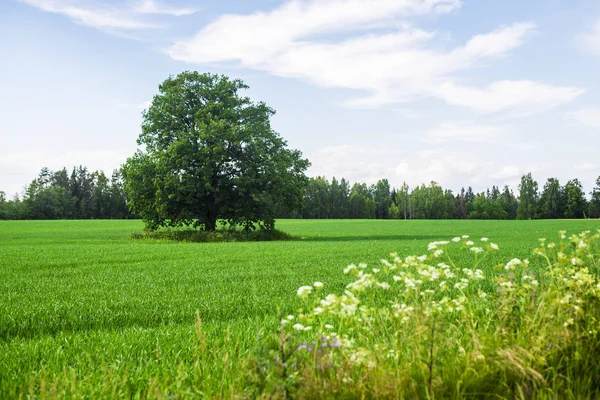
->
[254, 230, 600, 398]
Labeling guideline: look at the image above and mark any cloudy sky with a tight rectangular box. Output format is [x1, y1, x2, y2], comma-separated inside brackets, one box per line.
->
[1, 0, 600, 197]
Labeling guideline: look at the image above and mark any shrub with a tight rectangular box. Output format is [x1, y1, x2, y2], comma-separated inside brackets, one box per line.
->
[131, 228, 295, 243]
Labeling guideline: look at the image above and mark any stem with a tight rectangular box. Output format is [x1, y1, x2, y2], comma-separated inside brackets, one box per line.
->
[428, 319, 435, 398]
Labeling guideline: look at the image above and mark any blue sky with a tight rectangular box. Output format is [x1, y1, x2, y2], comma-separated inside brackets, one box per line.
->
[1, 0, 600, 197]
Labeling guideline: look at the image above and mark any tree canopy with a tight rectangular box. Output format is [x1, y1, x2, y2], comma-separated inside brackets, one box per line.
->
[121, 72, 310, 231]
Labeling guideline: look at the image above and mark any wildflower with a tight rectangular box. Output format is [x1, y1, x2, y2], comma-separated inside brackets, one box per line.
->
[293, 323, 305, 331]
[481, 237, 489, 242]
[531, 280, 539, 286]
[478, 290, 487, 299]
[372, 268, 380, 273]
[490, 243, 499, 250]
[462, 235, 469, 239]
[378, 282, 390, 290]
[303, 326, 312, 331]
[470, 247, 483, 254]
[564, 318, 574, 327]
[286, 315, 294, 320]
[313, 281, 324, 289]
[417, 255, 427, 262]
[297, 286, 313, 298]
[452, 237, 461, 242]
[433, 249, 444, 257]
[504, 258, 522, 271]
[313, 307, 324, 315]
[324, 324, 334, 330]
[466, 241, 474, 246]
[344, 264, 357, 274]
[281, 319, 289, 325]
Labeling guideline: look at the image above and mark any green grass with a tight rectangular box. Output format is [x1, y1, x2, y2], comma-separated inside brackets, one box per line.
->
[1, 219, 599, 398]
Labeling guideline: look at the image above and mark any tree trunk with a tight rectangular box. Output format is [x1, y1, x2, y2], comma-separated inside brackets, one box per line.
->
[205, 192, 217, 231]
[205, 172, 218, 231]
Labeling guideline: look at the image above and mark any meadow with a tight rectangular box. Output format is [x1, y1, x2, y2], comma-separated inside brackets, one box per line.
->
[1, 219, 600, 398]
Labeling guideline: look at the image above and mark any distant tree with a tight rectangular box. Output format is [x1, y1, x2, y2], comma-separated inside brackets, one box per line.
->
[465, 186, 475, 216]
[348, 183, 375, 219]
[0, 191, 6, 220]
[456, 188, 467, 219]
[304, 177, 330, 219]
[121, 71, 309, 231]
[469, 193, 508, 219]
[396, 182, 410, 220]
[564, 179, 587, 219]
[590, 176, 600, 219]
[373, 179, 392, 219]
[388, 203, 400, 219]
[539, 178, 565, 219]
[517, 173, 538, 220]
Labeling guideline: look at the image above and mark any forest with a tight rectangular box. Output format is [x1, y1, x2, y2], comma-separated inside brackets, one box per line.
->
[1, 167, 599, 221]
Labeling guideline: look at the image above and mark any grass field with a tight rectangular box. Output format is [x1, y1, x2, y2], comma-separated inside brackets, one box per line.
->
[1, 219, 600, 398]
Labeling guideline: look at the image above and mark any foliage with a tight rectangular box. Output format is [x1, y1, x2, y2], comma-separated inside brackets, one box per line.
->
[0, 167, 129, 220]
[131, 227, 295, 242]
[257, 229, 600, 398]
[121, 71, 309, 231]
[517, 172, 539, 220]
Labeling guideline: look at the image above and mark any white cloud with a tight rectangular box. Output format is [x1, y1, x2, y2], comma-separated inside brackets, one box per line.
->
[19, 0, 194, 31]
[134, 0, 196, 16]
[168, 1, 582, 114]
[117, 100, 152, 110]
[308, 145, 528, 191]
[435, 80, 584, 116]
[19, 0, 157, 29]
[574, 163, 598, 172]
[567, 107, 600, 129]
[489, 165, 521, 180]
[580, 19, 600, 56]
[423, 121, 512, 144]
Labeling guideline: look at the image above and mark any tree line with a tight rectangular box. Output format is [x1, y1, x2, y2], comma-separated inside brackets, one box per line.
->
[2, 167, 600, 221]
[276, 173, 600, 220]
[0, 166, 131, 220]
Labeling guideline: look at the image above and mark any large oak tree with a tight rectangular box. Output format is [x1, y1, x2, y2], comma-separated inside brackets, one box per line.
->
[121, 72, 309, 231]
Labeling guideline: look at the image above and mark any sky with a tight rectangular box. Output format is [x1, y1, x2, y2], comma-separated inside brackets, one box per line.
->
[1, 0, 600, 198]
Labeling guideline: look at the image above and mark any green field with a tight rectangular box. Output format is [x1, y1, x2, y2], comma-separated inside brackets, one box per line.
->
[1, 219, 600, 398]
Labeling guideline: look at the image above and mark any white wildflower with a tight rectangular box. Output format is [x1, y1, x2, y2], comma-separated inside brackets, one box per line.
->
[481, 237, 489, 242]
[292, 323, 305, 331]
[504, 258, 522, 271]
[470, 247, 483, 254]
[313, 281, 324, 288]
[297, 285, 313, 298]
[490, 243, 499, 250]
[452, 237, 461, 242]
[344, 264, 357, 274]
[462, 235, 469, 239]
[466, 241, 474, 246]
